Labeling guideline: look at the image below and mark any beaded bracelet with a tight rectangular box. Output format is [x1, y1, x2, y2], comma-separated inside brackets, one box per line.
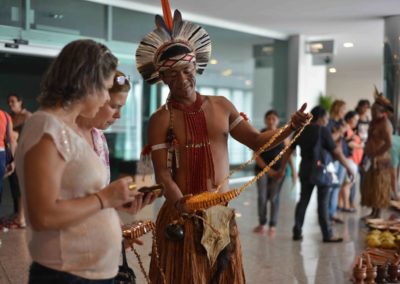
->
[94, 193, 104, 210]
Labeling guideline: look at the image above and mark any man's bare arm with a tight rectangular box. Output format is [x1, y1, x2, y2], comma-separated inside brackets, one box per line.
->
[148, 111, 184, 205]
[230, 102, 309, 151]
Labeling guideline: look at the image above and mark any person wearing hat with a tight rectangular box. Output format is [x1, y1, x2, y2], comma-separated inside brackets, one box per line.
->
[136, 1, 311, 283]
[361, 87, 393, 219]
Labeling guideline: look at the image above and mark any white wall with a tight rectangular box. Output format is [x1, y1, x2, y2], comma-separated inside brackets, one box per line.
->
[252, 67, 274, 129]
[295, 35, 327, 111]
[298, 55, 326, 110]
[326, 68, 383, 110]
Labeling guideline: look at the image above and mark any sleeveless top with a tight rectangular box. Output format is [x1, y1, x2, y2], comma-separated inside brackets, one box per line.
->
[15, 111, 121, 280]
[0, 111, 12, 149]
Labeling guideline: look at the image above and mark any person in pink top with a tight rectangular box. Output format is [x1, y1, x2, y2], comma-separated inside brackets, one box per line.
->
[77, 70, 132, 184]
[338, 111, 363, 212]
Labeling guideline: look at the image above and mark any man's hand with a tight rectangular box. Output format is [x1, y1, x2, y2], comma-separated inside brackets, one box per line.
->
[290, 103, 311, 130]
[175, 194, 194, 214]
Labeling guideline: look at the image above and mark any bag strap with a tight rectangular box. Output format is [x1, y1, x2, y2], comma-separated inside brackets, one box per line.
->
[121, 241, 129, 268]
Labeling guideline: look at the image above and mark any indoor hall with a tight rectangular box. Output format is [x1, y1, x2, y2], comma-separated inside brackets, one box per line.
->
[1, 0, 400, 283]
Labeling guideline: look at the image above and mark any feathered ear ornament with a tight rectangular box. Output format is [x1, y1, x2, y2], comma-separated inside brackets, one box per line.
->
[373, 85, 394, 114]
[373, 85, 383, 99]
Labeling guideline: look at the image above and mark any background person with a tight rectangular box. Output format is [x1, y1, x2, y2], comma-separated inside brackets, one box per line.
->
[253, 110, 297, 236]
[327, 100, 348, 224]
[6, 93, 32, 228]
[361, 91, 393, 219]
[280, 106, 354, 243]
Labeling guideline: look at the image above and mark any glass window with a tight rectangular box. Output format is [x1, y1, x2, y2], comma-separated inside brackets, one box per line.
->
[199, 86, 216, 95]
[0, 0, 23, 28]
[161, 85, 169, 106]
[31, 0, 106, 38]
[106, 81, 142, 161]
[112, 7, 155, 43]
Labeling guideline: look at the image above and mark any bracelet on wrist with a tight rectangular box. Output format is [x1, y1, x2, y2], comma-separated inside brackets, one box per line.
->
[94, 193, 104, 210]
[174, 198, 183, 212]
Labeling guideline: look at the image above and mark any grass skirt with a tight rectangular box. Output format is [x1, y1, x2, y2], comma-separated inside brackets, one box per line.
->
[149, 202, 245, 284]
[361, 155, 392, 208]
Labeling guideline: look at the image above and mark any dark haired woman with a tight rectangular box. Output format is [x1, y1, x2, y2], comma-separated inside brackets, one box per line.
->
[253, 109, 297, 236]
[7, 94, 32, 134]
[280, 106, 354, 242]
[15, 39, 146, 283]
[5, 94, 32, 229]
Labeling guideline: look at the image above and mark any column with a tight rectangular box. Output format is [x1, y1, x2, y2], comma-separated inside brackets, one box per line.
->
[384, 16, 400, 131]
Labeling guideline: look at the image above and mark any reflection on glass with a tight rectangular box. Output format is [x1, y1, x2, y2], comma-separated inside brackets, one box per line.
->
[0, 0, 23, 28]
[106, 82, 142, 161]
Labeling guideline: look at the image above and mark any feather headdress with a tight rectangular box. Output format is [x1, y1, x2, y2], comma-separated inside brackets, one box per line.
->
[135, 0, 212, 84]
[373, 85, 394, 113]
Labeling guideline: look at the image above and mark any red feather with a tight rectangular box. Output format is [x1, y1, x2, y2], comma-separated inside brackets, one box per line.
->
[161, 0, 173, 32]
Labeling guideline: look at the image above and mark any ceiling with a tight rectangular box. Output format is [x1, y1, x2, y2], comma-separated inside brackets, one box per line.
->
[93, 0, 400, 76]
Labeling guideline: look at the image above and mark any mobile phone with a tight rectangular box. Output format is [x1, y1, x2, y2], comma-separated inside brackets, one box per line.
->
[138, 184, 164, 198]
[123, 184, 164, 208]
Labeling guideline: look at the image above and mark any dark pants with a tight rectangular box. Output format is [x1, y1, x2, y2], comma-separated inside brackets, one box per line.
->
[0, 151, 6, 205]
[8, 172, 21, 213]
[293, 181, 332, 240]
[256, 175, 284, 227]
[29, 262, 115, 284]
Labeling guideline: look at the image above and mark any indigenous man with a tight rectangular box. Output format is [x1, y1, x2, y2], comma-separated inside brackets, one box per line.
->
[136, 3, 311, 283]
[361, 87, 393, 219]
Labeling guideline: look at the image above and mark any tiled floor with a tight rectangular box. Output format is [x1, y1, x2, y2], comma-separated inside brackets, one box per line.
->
[0, 176, 384, 283]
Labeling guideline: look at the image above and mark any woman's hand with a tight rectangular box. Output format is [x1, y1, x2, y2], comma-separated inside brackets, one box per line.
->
[124, 238, 144, 250]
[98, 177, 143, 209]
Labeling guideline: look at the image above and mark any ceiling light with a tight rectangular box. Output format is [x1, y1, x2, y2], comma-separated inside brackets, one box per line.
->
[245, 80, 252, 86]
[262, 46, 274, 53]
[222, 68, 232, 77]
[310, 43, 324, 53]
[210, 58, 218, 65]
[343, 42, 354, 48]
[329, 67, 337, 73]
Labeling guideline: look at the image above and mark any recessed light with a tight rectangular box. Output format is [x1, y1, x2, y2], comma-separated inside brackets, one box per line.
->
[343, 42, 354, 48]
[210, 58, 218, 65]
[329, 67, 337, 73]
[222, 69, 232, 76]
[310, 43, 324, 50]
[245, 80, 252, 86]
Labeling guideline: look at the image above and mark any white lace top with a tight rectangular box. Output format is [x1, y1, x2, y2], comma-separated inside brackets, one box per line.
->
[15, 111, 121, 280]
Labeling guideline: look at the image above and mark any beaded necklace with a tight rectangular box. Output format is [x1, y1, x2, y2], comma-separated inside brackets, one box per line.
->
[168, 93, 215, 195]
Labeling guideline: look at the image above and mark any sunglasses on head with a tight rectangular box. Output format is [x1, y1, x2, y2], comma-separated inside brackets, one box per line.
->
[115, 75, 127, 85]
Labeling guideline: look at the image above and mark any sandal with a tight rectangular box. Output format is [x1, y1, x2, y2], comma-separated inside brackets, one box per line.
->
[7, 219, 26, 229]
